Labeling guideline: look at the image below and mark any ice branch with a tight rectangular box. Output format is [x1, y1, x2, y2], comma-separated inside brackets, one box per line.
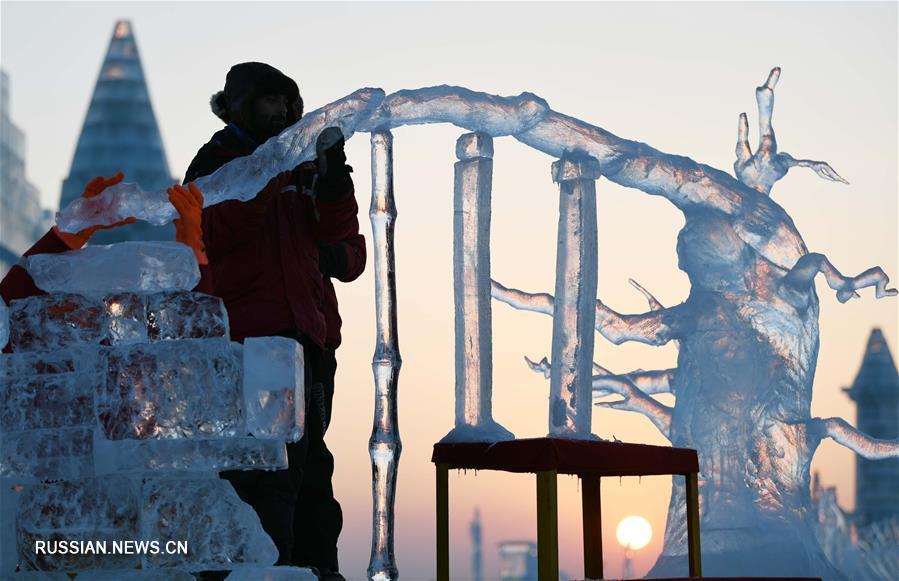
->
[778, 153, 848, 185]
[629, 278, 664, 311]
[526, 356, 672, 437]
[525, 356, 675, 395]
[490, 280, 553, 315]
[812, 417, 899, 459]
[734, 67, 848, 196]
[779, 252, 897, 304]
[524, 356, 553, 379]
[526, 355, 611, 379]
[587, 359, 676, 396]
[593, 376, 673, 439]
[593, 298, 677, 346]
[598, 368, 676, 396]
[491, 280, 678, 346]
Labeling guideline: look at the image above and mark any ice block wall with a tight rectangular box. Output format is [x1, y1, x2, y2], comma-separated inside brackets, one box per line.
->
[0, 242, 309, 579]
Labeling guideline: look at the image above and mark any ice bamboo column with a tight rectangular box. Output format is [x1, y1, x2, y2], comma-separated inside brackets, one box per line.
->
[548, 155, 601, 437]
[367, 130, 402, 580]
[442, 132, 514, 443]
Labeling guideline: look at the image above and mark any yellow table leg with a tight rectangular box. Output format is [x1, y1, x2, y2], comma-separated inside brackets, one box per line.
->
[536, 469, 559, 581]
[581, 474, 603, 580]
[436, 463, 449, 581]
[686, 472, 702, 577]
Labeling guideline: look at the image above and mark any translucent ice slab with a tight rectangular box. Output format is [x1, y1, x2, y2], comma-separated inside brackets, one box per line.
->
[226, 566, 318, 580]
[0, 427, 94, 482]
[25, 242, 199, 297]
[16, 476, 140, 571]
[0, 372, 97, 432]
[94, 436, 287, 473]
[141, 477, 278, 569]
[8, 294, 107, 352]
[147, 291, 228, 341]
[242, 337, 304, 442]
[99, 339, 242, 440]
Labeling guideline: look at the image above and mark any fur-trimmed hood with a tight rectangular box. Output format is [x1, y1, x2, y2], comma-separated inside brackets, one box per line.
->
[210, 62, 303, 126]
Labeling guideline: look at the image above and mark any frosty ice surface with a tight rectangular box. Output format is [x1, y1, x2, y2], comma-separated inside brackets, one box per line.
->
[141, 477, 278, 569]
[99, 339, 241, 440]
[25, 242, 199, 296]
[242, 337, 304, 442]
[94, 436, 287, 473]
[147, 291, 229, 341]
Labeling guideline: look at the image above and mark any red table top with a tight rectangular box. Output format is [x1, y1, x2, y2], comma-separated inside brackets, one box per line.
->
[432, 437, 699, 476]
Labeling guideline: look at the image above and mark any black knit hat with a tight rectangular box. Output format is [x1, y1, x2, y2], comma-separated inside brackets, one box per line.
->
[210, 62, 303, 125]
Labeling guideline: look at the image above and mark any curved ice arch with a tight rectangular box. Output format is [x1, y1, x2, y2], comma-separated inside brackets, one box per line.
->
[58, 84, 809, 272]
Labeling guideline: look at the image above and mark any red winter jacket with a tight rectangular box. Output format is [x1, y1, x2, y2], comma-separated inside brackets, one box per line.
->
[0, 229, 72, 306]
[184, 126, 365, 348]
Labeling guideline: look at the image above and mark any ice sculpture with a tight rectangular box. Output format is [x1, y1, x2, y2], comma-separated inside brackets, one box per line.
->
[1, 245, 312, 577]
[50, 69, 896, 579]
[491, 69, 898, 578]
[225, 566, 318, 580]
[15, 476, 142, 571]
[442, 132, 514, 442]
[141, 477, 277, 569]
[367, 130, 402, 580]
[1, 427, 95, 481]
[243, 336, 305, 442]
[93, 437, 287, 473]
[546, 156, 600, 437]
[7, 292, 227, 353]
[25, 242, 200, 296]
[100, 339, 242, 440]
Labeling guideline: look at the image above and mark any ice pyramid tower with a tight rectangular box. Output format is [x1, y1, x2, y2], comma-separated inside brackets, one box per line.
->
[59, 20, 175, 244]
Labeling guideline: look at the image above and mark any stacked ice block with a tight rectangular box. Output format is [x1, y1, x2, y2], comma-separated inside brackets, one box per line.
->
[0, 242, 312, 579]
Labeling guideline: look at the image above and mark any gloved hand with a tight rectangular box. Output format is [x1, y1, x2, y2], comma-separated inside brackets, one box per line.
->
[53, 172, 137, 249]
[247, 171, 293, 213]
[315, 127, 353, 202]
[166, 183, 207, 265]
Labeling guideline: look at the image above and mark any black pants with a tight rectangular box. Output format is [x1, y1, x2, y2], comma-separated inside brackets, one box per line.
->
[222, 337, 343, 570]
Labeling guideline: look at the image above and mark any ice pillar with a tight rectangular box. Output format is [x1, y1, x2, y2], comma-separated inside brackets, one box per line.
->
[548, 155, 601, 437]
[367, 130, 402, 581]
[443, 132, 513, 443]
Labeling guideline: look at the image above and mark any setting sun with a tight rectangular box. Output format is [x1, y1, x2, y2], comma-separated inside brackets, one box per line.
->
[616, 515, 653, 551]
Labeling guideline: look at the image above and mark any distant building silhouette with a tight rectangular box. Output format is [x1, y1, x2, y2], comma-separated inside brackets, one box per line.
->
[1, 69, 48, 277]
[59, 20, 174, 244]
[498, 541, 537, 581]
[470, 508, 482, 581]
[843, 328, 899, 527]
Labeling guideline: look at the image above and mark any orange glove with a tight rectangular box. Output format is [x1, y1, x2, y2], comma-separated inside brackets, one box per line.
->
[166, 183, 207, 265]
[53, 172, 137, 249]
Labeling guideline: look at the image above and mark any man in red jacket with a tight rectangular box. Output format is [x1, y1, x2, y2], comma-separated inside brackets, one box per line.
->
[185, 62, 364, 579]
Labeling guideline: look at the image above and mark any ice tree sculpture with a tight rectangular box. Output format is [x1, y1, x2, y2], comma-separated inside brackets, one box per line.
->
[491, 69, 898, 578]
[809, 475, 899, 580]
[54, 68, 896, 579]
